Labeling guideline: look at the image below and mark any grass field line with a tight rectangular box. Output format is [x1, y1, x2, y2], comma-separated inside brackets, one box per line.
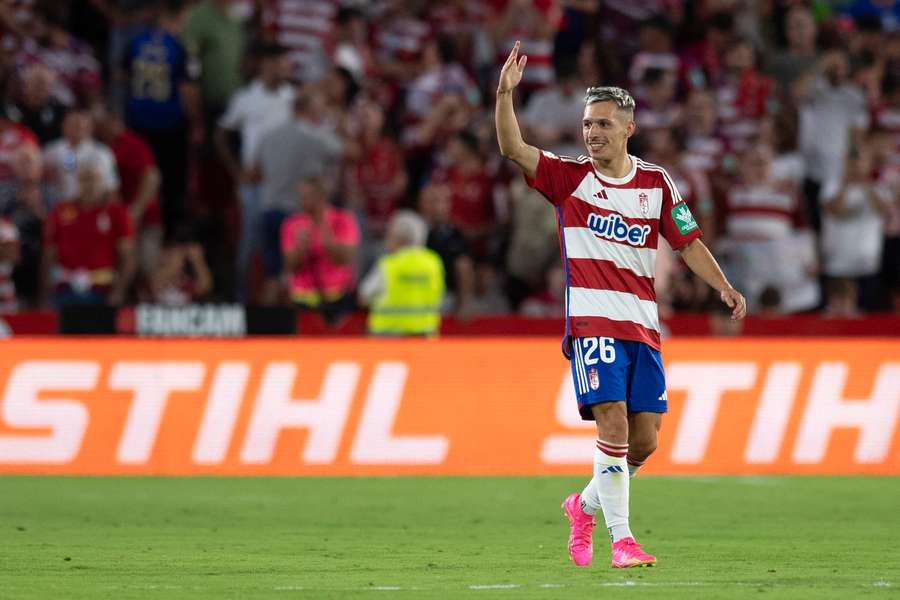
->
[263, 580, 896, 592]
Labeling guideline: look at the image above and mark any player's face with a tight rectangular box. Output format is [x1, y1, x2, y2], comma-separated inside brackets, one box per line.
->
[582, 101, 634, 163]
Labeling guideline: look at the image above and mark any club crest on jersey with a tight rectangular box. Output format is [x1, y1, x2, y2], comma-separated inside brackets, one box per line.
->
[589, 368, 600, 390]
[639, 192, 649, 216]
[587, 212, 651, 246]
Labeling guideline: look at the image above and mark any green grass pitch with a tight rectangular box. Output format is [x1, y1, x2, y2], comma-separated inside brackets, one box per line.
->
[1, 476, 898, 599]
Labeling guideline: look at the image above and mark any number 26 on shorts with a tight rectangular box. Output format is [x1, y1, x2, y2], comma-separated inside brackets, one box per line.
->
[581, 337, 616, 365]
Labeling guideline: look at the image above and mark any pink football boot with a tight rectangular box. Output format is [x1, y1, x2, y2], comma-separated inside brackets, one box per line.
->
[561, 493, 595, 566]
[610, 537, 657, 568]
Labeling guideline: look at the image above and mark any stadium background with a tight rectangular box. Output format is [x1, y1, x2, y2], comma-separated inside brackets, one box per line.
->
[1, 0, 899, 597]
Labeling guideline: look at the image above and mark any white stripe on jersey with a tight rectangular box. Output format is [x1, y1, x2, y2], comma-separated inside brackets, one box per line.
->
[573, 338, 587, 393]
[568, 287, 661, 332]
[563, 227, 657, 278]
[571, 175, 664, 219]
[727, 215, 793, 239]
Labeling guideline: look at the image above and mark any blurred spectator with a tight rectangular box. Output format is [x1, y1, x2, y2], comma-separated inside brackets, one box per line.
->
[714, 37, 774, 155]
[520, 263, 564, 317]
[42, 108, 119, 206]
[260, 0, 338, 84]
[16, 9, 102, 107]
[628, 16, 680, 91]
[520, 58, 585, 158]
[0, 216, 20, 312]
[93, 106, 162, 276]
[599, 1, 682, 85]
[147, 222, 213, 306]
[359, 209, 444, 336]
[823, 277, 861, 318]
[635, 67, 681, 132]
[42, 159, 135, 307]
[503, 176, 557, 309]
[8, 177, 43, 307]
[122, 0, 199, 230]
[346, 98, 407, 242]
[491, 0, 561, 99]
[820, 145, 891, 311]
[757, 285, 783, 318]
[430, 130, 495, 256]
[371, 0, 431, 98]
[0, 104, 40, 210]
[106, 1, 158, 111]
[838, 2, 900, 35]
[215, 43, 294, 301]
[333, 6, 372, 82]
[682, 89, 725, 175]
[466, 263, 510, 316]
[281, 176, 359, 323]
[718, 143, 819, 313]
[10, 64, 64, 143]
[766, 5, 819, 98]
[681, 10, 736, 90]
[795, 49, 869, 232]
[252, 91, 343, 304]
[419, 182, 474, 317]
[405, 34, 480, 149]
[182, 0, 246, 126]
[757, 107, 805, 185]
[643, 127, 714, 240]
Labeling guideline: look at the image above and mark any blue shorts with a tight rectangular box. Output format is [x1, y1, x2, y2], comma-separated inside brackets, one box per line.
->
[566, 336, 667, 420]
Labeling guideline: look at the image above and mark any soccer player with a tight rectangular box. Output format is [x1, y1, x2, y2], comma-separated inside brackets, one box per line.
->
[495, 42, 747, 568]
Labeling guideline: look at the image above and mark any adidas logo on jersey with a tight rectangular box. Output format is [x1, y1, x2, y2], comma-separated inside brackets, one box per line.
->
[587, 212, 651, 246]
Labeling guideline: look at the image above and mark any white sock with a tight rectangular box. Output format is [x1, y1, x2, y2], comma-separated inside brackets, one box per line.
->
[580, 478, 600, 516]
[594, 440, 633, 543]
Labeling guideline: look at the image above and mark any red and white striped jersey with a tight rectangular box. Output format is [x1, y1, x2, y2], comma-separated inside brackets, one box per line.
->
[724, 182, 801, 240]
[526, 151, 702, 350]
[261, 0, 338, 82]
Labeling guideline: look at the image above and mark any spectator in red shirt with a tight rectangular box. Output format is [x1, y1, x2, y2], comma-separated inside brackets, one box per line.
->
[431, 130, 496, 257]
[346, 98, 407, 241]
[42, 159, 136, 307]
[94, 107, 162, 277]
[281, 176, 360, 324]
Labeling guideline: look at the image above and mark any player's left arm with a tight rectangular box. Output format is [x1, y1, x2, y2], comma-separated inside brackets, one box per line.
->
[679, 238, 747, 320]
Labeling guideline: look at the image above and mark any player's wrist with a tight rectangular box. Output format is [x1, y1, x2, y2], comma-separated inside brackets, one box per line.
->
[496, 88, 513, 95]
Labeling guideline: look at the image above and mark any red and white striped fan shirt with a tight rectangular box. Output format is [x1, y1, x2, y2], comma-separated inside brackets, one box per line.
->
[525, 151, 702, 350]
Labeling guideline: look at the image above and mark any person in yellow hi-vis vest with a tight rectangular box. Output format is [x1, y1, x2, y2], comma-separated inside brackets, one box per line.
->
[358, 210, 445, 336]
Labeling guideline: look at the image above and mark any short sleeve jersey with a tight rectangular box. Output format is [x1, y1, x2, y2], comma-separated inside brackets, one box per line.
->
[44, 200, 134, 272]
[525, 151, 702, 350]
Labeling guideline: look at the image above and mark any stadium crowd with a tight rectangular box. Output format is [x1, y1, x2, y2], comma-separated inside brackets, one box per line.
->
[0, 0, 898, 322]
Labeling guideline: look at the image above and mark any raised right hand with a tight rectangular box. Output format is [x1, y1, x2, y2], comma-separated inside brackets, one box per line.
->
[497, 40, 527, 94]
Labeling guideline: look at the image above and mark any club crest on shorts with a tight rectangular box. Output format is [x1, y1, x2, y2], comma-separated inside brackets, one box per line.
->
[588, 368, 600, 390]
[638, 192, 649, 217]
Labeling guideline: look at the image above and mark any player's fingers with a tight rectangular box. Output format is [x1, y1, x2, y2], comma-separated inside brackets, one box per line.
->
[518, 55, 528, 71]
[505, 40, 520, 65]
[722, 291, 735, 308]
[732, 296, 746, 320]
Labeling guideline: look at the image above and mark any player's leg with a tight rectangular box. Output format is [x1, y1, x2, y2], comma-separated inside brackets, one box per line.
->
[600, 341, 668, 568]
[625, 342, 668, 479]
[587, 400, 633, 543]
[626, 412, 661, 478]
[562, 336, 631, 566]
